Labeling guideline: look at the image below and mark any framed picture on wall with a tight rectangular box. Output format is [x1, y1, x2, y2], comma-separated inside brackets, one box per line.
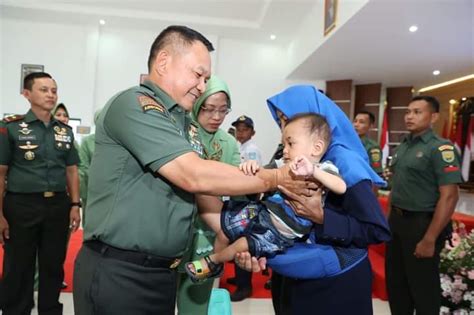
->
[20, 64, 44, 93]
[324, 0, 338, 36]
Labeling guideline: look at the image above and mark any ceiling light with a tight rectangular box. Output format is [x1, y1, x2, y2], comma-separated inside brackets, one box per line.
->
[99, 19, 106, 25]
[462, 97, 467, 101]
[433, 70, 440, 76]
[409, 25, 418, 32]
[449, 99, 457, 105]
[418, 74, 474, 93]
[270, 34, 276, 40]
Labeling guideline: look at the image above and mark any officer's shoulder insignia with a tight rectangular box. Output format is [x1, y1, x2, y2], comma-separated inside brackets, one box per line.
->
[438, 144, 454, 151]
[441, 150, 455, 163]
[3, 114, 24, 123]
[137, 95, 165, 113]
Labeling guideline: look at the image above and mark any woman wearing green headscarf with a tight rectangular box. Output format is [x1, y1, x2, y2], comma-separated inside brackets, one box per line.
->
[177, 76, 240, 314]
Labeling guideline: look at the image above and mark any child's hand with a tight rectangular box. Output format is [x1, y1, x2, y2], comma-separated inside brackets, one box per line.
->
[239, 160, 260, 175]
[289, 155, 314, 177]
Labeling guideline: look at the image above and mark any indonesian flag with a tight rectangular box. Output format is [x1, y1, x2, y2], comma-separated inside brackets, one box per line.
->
[380, 106, 389, 168]
[453, 118, 464, 155]
[461, 116, 473, 181]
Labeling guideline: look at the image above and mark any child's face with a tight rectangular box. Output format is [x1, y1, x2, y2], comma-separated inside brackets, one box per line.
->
[234, 123, 254, 144]
[282, 119, 324, 163]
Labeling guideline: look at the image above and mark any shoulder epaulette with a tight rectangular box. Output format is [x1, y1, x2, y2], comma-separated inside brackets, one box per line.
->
[2, 114, 24, 123]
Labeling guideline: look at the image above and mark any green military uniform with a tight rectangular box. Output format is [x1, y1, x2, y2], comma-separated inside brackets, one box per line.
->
[177, 75, 240, 315]
[77, 133, 95, 225]
[361, 137, 383, 174]
[0, 110, 79, 315]
[73, 80, 203, 315]
[386, 129, 462, 315]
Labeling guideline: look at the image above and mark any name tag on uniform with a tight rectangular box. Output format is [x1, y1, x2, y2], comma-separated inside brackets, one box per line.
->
[19, 135, 37, 141]
[54, 134, 71, 143]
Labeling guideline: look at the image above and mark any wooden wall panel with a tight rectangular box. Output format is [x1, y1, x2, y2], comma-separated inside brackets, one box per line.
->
[354, 83, 382, 141]
[326, 80, 352, 118]
[386, 87, 413, 155]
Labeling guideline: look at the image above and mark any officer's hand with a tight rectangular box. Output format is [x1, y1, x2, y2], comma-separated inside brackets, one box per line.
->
[275, 164, 319, 196]
[0, 215, 10, 244]
[414, 238, 435, 258]
[235, 251, 267, 273]
[278, 185, 324, 224]
[69, 207, 81, 232]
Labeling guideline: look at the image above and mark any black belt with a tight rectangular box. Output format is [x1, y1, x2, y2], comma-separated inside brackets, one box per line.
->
[84, 240, 181, 269]
[7, 191, 66, 198]
[392, 206, 433, 217]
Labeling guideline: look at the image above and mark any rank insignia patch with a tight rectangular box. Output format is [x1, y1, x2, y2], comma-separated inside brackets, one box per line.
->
[138, 95, 165, 113]
[438, 144, 454, 151]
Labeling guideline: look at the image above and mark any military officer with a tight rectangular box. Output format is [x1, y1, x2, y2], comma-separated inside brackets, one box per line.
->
[72, 25, 306, 315]
[385, 96, 462, 315]
[353, 111, 383, 174]
[0, 72, 81, 315]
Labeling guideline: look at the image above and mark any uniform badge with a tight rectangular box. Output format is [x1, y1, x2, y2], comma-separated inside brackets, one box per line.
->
[441, 150, 455, 163]
[58, 142, 63, 148]
[54, 126, 68, 135]
[19, 122, 28, 128]
[187, 123, 203, 156]
[416, 151, 424, 158]
[66, 143, 70, 149]
[19, 128, 32, 135]
[19, 141, 39, 150]
[438, 144, 454, 151]
[138, 95, 165, 113]
[370, 149, 381, 162]
[24, 151, 35, 160]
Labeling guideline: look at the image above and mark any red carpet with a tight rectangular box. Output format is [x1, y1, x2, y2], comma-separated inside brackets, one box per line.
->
[0, 230, 83, 293]
[219, 262, 272, 298]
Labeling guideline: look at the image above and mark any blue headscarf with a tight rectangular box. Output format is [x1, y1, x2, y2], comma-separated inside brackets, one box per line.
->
[267, 85, 385, 187]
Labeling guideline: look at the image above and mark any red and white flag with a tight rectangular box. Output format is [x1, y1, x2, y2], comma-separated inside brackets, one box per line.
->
[380, 106, 389, 168]
[452, 118, 464, 155]
[461, 116, 473, 181]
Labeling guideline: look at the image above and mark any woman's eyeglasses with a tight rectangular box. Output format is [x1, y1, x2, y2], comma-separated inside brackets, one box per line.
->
[201, 106, 231, 117]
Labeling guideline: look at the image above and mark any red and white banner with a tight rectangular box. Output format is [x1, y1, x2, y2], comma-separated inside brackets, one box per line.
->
[461, 116, 473, 182]
[380, 106, 389, 168]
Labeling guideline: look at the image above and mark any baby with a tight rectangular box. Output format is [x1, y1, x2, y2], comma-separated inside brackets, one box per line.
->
[185, 113, 346, 282]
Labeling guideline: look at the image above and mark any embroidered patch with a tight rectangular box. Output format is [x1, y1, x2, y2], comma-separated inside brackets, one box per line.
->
[0, 127, 6, 135]
[441, 150, 455, 163]
[138, 95, 164, 113]
[372, 162, 381, 168]
[370, 149, 381, 162]
[438, 144, 454, 151]
[416, 151, 424, 158]
[444, 165, 459, 173]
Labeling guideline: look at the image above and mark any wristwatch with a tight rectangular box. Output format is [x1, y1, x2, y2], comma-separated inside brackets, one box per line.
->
[70, 201, 82, 208]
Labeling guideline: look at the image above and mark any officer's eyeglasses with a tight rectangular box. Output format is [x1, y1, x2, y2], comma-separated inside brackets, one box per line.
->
[201, 106, 231, 117]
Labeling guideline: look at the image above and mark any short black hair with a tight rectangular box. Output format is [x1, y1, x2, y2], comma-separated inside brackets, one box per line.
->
[286, 113, 331, 147]
[23, 72, 52, 91]
[147, 25, 214, 72]
[355, 110, 375, 124]
[410, 95, 440, 113]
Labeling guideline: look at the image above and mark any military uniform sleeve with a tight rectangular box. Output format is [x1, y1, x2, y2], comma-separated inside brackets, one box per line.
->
[0, 122, 12, 165]
[65, 131, 80, 166]
[432, 143, 463, 186]
[104, 92, 194, 172]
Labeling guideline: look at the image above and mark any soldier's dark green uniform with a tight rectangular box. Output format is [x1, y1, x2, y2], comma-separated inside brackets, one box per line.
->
[386, 129, 462, 315]
[0, 110, 79, 315]
[361, 137, 383, 174]
[73, 80, 203, 315]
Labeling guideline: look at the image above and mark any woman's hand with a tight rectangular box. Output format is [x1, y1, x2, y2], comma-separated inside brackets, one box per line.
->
[235, 252, 267, 272]
[278, 184, 324, 224]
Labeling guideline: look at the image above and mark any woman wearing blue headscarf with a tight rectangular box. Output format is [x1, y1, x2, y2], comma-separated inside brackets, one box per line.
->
[237, 85, 391, 314]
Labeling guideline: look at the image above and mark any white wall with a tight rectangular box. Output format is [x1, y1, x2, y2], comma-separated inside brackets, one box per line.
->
[0, 16, 323, 160]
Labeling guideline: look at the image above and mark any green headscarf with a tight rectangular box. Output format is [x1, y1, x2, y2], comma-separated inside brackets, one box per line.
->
[191, 75, 240, 165]
[53, 103, 69, 117]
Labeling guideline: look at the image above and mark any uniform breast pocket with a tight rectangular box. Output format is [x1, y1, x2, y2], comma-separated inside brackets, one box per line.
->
[407, 156, 430, 172]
